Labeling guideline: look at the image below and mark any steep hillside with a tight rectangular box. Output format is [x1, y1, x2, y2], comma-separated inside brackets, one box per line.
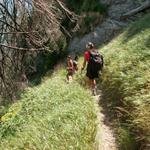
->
[100, 14, 150, 150]
[0, 69, 96, 149]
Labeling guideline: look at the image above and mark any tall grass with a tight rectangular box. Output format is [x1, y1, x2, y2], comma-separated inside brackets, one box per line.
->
[100, 14, 150, 149]
[0, 69, 96, 149]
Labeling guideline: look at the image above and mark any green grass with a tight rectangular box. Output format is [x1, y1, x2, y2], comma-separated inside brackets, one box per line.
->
[0, 69, 97, 150]
[100, 14, 150, 149]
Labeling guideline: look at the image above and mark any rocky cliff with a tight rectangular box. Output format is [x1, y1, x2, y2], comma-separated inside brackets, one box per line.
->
[68, 0, 149, 52]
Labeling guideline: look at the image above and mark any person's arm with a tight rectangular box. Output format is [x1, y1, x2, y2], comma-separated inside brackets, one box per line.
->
[82, 57, 86, 70]
[70, 60, 74, 70]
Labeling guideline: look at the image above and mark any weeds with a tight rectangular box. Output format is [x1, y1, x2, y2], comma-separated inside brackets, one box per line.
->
[100, 14, 150, 149]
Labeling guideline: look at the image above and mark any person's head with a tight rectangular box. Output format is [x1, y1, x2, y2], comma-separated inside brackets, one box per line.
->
[86, 42, 94, 50]
[67, 55, 72, 61]
[74, 54, 79, 61]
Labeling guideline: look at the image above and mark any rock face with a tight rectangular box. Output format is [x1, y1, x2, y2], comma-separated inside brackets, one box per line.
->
[68, 19, 127, 52]
[107, 0, 148, 19]
[68, 0, 148, 53]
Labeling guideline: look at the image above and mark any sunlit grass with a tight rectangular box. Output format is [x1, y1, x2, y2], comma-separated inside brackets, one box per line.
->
[100, 14, 150, 149]
[0, 70, 96, 150]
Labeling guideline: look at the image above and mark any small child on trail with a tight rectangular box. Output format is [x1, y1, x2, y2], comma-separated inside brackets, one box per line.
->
[66, 55, 74, 82]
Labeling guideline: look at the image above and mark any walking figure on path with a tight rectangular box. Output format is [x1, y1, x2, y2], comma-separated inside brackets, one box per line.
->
[66, 55, 74, 82]
[81, 42, 104, 95]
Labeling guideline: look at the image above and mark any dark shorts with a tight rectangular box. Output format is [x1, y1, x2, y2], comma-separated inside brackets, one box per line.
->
[86, 63, 99, 80]
[67, 70, 74, 76]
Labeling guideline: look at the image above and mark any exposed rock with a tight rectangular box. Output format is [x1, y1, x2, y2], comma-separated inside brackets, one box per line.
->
[108, 0, 149, 19]
[68, 19, 127, 52]
[121, 1, 150, 19]
[68, 0, 149, 52]
[100, 0, 112, 6]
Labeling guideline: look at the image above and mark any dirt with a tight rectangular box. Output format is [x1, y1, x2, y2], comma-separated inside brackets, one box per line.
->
[94, 94, 118, 150]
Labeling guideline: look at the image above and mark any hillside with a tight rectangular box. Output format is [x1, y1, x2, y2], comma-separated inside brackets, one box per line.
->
[0, 69, 96, 149]
[0, 0, 150, 149]
[100, 13, 150, 150]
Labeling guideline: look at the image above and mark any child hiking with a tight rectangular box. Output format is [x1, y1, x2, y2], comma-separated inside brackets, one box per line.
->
[66, 55, 74, 82]
[81, 42, 103, 95]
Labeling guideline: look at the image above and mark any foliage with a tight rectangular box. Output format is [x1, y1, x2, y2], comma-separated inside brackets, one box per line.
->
[0, 69, 96, 149]
[100, 14, 150, 149]
[65, 0, 106, 14]
[0, 0, 73, 99]
[64, 0, 106, 36]
[117, 127, 138, 150]
[28, 37, 67, 86]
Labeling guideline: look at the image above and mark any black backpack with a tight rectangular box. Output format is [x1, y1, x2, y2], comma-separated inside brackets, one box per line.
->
[89, 49, 104, 71]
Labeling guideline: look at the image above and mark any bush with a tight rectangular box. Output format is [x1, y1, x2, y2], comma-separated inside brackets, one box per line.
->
[63, 0, 106, 36]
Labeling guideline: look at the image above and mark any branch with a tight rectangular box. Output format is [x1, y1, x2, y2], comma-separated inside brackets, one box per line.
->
[0, 19, 16, 30]
[55, 0, 73, 16]
[0, 43, 50, 51]
[0, 31, 39, 34]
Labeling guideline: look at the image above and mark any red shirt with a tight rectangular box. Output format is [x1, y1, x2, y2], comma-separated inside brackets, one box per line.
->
[84, 51, 90, 62]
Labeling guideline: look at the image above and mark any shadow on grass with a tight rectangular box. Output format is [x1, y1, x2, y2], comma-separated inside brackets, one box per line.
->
[0, 51, 67, 108]
[97, 86, 140, 150]
[28, 51, 67, 87]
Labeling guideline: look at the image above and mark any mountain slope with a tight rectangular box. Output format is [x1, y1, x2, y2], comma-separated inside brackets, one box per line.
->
[100, 13, 150, 149]
[0, 69, 96, 150]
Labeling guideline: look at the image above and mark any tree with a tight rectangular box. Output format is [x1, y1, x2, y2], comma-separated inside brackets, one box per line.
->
[0, 0, 75, 100]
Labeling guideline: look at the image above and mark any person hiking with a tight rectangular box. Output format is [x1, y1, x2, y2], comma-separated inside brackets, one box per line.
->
[66, 55, 74, 82]
[81, 42, 103, 95]
[73, 54, 79, 72]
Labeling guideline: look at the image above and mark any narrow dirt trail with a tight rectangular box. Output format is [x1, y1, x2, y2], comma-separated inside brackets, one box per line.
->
[94, 94, 118, 150]
[58, 55, 118, 149]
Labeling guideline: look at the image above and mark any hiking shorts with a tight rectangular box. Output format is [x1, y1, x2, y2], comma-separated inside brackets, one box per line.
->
[86, 63, 99, 80]
[67, 70, 74, 76]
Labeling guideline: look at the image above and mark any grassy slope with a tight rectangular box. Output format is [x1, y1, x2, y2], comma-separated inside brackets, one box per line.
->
[0, 69, 96, 150]
[100, 14, 150, 149]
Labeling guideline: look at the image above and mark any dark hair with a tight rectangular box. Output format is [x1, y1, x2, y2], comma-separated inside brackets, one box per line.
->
[74, 55, 78, 61]
[86, 42, 94, 49]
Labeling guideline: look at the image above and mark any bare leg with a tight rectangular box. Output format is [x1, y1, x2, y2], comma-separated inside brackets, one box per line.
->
[67, 74, 69, 81]
[69, 75, 73, 82]
[89, 79, 96, 89]
[90, 79, 97, 95]
[67, 73, 73, 83]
